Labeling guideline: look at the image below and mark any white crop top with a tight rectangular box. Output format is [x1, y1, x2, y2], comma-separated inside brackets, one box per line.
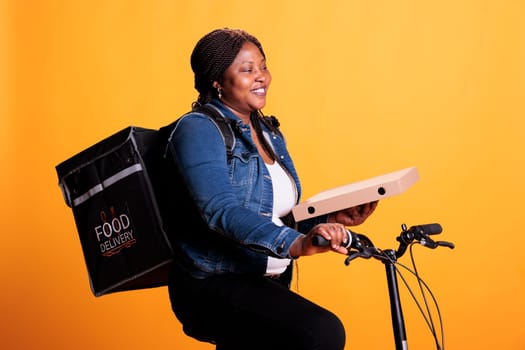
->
[264, 161, 295, 275]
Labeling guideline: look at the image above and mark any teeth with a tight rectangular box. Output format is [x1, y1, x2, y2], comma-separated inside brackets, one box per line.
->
[253, 88, 265, 94]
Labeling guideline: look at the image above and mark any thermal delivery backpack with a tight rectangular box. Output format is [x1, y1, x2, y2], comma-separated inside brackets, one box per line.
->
[56, 107, 234, 297]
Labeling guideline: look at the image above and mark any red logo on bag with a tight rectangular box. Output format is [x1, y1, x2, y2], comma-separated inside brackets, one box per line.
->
[94, 206, 137, 257]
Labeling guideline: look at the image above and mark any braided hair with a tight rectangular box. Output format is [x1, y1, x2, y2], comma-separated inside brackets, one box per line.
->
[190, 28, 266, 107]
[191, 28, 279, 161]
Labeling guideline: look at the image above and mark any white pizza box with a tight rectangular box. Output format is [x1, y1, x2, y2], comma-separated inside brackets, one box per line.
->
[292, 166, 419, 221]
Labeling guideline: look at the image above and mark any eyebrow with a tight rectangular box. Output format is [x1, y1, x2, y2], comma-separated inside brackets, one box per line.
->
[240, 58, 266, 65]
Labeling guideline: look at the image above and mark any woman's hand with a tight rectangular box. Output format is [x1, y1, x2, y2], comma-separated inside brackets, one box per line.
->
[289, 223, 349, 258]
[328, 201, 379, 226]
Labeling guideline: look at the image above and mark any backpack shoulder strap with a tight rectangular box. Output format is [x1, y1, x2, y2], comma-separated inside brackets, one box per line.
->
[159, 104, 236, 158]
[194, 104, 236, 157]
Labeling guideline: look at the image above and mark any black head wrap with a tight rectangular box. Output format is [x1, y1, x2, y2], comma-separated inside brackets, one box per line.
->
[191, 28, 265, 106]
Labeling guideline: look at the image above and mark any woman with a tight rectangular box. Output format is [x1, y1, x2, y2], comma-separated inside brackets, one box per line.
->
[164, 28, 378, 350]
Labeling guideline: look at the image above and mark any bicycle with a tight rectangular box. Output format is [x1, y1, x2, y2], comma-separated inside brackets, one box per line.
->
[314, 223, 455, 350]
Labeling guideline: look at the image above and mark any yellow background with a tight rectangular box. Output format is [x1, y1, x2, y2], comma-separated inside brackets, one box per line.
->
[2, 0, 524, 349]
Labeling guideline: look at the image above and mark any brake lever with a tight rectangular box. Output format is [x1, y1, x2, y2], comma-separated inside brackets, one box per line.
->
[344, 247, 378, 266]
[437, 240, 455, 249]
[419, 236, 455, 250]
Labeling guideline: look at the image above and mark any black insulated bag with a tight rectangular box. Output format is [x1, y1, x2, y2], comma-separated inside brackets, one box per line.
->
[56, 127, 174, 297]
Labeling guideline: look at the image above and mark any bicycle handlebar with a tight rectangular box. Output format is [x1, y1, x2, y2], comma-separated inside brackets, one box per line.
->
[313, 222, 455, 265]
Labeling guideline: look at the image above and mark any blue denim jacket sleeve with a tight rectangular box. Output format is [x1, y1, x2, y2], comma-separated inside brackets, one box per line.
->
[169, 112, 303, 260]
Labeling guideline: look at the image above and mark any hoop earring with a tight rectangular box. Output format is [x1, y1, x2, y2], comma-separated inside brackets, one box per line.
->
[217, 87, 223, 99]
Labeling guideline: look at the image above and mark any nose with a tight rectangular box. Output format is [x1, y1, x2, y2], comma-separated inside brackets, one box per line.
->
[255, 68, 267, 82]
[255, 70, 264, 82]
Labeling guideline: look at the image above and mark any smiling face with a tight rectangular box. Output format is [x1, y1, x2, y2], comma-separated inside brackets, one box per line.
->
[214, 42, 271, 122]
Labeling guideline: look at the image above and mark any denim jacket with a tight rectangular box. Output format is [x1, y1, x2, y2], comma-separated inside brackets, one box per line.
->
[164, 100, 325, 281]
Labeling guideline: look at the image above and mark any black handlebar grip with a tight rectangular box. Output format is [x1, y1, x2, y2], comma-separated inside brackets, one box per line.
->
[312, 235, 330, 247]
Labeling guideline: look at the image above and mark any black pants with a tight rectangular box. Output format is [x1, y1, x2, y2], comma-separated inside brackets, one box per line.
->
[168, 265, 346, 350]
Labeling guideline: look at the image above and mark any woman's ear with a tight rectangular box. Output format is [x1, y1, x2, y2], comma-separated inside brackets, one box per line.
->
[212, 81, 221, 89]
